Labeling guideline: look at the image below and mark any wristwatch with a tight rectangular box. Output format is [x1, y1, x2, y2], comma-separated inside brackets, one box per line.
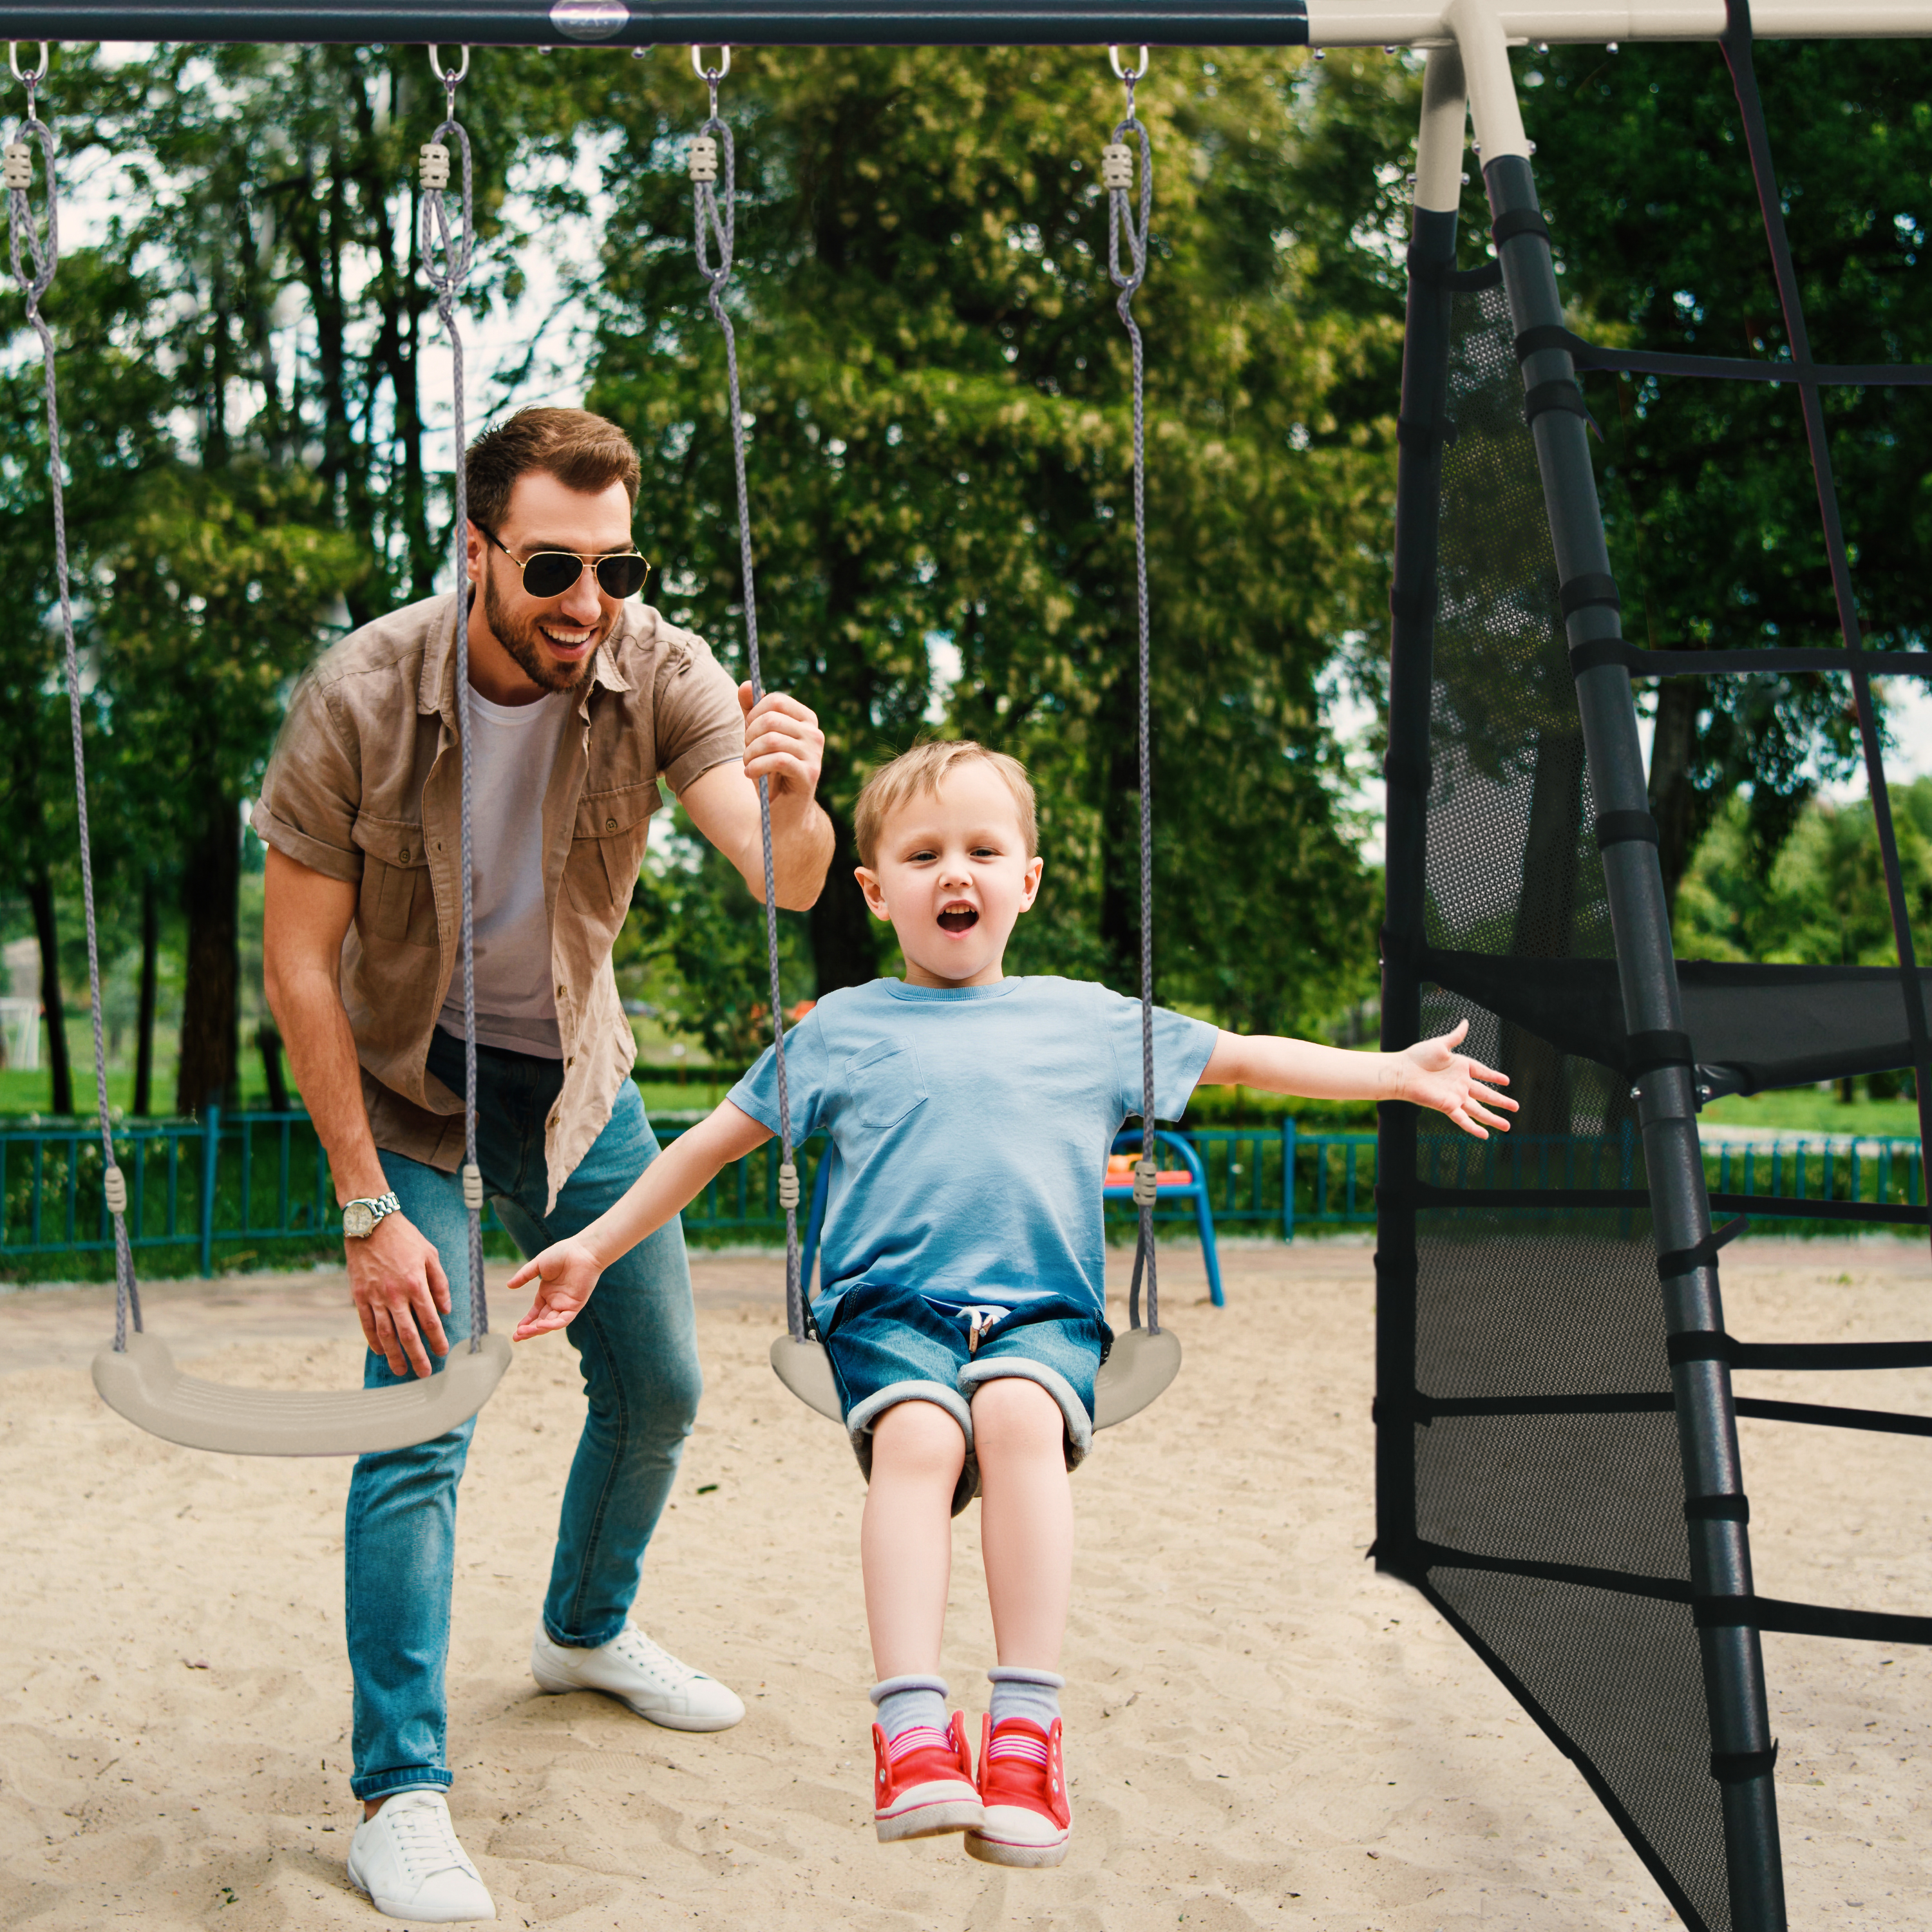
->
[342, 1191, 402, 1240]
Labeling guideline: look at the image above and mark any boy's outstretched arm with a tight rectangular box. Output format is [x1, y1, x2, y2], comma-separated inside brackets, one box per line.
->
[508, 1100, 773, 1340]
[1199, 1018, 1516, 1140]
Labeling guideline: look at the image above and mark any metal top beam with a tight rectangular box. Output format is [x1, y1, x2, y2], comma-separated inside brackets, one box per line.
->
[0, 0, 1925, 48]
[0, 0, 1312, 45]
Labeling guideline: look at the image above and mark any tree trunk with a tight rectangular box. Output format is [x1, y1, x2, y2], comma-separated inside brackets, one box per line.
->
[175, 782, 241, 1114]
[1647, 676, 1703, 925]
[25, 867, 72, 1116]
[134, 866, 159, 1117]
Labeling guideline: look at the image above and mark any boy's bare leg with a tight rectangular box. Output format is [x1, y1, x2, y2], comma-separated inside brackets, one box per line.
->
[862, 1400, 969, 1676]
[971, 1379, 1072, 1668]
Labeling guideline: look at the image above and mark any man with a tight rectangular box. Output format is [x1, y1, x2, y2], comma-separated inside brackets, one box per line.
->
[256, 407, 831, 1924]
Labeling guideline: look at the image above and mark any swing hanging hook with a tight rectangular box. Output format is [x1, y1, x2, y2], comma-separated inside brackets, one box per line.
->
[9, 41, 48, 110]
[427, 42, 469, 104]
[691, 44, 728, 117]
[1110, 43, 1148, 113]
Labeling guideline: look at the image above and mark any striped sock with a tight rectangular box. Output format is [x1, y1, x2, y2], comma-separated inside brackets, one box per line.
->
[870, 1674, 949, 1743]
[988, 1664, 1064, 1732]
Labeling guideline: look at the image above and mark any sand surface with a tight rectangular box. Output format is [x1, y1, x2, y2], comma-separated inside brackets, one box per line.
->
[1, 1237, 1928, 1929]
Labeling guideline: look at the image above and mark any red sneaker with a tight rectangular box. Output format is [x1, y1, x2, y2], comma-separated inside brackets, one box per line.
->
[872, 1713, 984, 1842]
[966, 1715, 1072, 1867]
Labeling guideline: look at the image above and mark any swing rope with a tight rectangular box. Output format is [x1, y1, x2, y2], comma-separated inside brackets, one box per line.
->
[1104, 50, 1162, 1336]
[418, 47, 488, 1352]
[6, 48, 144, 1350]
[689, 46, 806, 1347]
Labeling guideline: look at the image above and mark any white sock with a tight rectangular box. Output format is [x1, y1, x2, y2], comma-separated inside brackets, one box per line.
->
[988, 1665, 1063, 1731]
[870, 1674, 949, 1742]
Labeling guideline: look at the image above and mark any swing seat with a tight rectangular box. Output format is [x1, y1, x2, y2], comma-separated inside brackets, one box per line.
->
[775, 1148, 1183, 1430]
[768, 1324, 1180, 1431]
[91, 1329, 513, 1458]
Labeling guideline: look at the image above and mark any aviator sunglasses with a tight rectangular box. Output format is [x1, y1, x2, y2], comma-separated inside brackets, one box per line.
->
[479, 526, 652, 601]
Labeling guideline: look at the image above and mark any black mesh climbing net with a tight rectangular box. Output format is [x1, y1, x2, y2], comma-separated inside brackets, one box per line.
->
[1376, 12, 1932, 1930]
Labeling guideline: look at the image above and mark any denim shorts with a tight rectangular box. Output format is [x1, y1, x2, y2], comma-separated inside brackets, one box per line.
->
[820, 1283, 1111, 1506]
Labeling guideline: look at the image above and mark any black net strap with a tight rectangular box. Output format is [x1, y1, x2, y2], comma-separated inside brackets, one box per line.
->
[1519, 321, 1932, 389]
[1421, 1541, 1932, 1649]
[1572, 637, 1932, 680]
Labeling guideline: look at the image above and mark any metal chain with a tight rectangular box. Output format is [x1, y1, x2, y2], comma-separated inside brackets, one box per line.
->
[418, 52, 488, 1350]
[690, 50, 804, 1343]
[7, 62, 144, 1349]
[1106, 56, 1160, 1334]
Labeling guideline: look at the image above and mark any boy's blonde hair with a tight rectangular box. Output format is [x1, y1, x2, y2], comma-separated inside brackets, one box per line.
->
[853, 741, 1037, 871]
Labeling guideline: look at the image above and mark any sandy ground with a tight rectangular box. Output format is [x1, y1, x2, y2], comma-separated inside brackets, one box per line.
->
[0, 1236, 1928, 1930]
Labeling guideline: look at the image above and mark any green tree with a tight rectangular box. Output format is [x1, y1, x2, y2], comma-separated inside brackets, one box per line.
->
[582, 46, 1403, 1035]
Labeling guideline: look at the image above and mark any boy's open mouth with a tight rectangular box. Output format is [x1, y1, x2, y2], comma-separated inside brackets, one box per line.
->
[937, 904, 979, 934]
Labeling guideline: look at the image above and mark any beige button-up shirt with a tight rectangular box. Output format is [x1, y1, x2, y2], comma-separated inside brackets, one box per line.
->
[252, 591, 744, 1209]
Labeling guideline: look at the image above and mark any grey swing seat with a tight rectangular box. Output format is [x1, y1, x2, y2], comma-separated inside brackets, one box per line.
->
[769, 1151, 1182, 1432]
[771, 1327, 1179, 1432]
[92, 1329, 513, 1459]
[15, 51, 511, 1462]
[769, 1144, 1175, 1437]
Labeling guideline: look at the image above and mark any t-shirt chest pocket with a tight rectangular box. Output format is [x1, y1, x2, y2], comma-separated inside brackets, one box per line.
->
[841, 1041, 928, 1135]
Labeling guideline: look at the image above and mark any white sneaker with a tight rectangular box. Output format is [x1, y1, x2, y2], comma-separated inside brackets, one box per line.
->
[346, 1788, 495, 1924]
[530, 1622, 746, 1732]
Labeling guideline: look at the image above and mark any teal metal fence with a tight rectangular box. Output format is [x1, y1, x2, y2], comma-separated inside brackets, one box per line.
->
[1, 1110, 1920, 1274]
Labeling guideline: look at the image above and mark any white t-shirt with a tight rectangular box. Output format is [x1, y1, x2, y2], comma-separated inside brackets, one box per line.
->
[437, 686, 573, 1057]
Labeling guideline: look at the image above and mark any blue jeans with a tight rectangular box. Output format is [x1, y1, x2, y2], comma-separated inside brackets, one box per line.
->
[345, 1031, 701, 1801]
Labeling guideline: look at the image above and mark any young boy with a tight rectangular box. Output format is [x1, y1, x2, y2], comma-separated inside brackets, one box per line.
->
[509, 740, 1513, 1869]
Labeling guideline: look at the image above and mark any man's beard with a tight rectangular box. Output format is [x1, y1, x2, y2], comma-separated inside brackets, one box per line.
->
[482, 567, 605, 696]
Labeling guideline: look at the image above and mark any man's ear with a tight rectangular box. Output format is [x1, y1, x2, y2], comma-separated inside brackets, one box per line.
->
[855, 865, 891, 920]
[464, 520, 486, 585]
[1018, 855, 1045, 912]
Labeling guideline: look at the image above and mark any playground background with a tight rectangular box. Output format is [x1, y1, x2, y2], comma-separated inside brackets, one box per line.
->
[7, 39, 1932, 1141]
[3, 1237, 1927, 1929]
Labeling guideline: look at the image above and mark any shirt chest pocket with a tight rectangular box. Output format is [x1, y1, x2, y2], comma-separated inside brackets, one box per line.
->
[568, 782, 659, 913]
[841, 1041, 928, 1136]
[352, 813, 437, 949]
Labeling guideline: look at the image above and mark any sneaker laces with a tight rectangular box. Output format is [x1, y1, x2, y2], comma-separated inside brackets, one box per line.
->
[384, 1797, 469, 1882]
[608, 1625, 705, 1687]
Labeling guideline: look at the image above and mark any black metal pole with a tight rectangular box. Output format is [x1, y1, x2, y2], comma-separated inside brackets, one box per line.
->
[0, 0, 1309, 46]
[1374, 122, 1461, 1586]
[1484, 149, 1786, 1932]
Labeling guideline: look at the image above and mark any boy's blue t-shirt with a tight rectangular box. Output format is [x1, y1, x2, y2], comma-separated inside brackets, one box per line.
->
[726, 976, 1218, 1326]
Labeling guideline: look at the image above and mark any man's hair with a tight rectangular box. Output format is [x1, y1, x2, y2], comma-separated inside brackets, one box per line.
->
[465, 407, 641, 533]
[853, 741, 1037, 871]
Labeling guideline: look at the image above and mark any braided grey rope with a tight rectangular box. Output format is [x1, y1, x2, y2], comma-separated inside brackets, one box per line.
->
[1106, 79, 1160, 1335]
[419, 80, 488, 1352]
[7, 95, 144, 1349]
[691, 61, 805, 1344]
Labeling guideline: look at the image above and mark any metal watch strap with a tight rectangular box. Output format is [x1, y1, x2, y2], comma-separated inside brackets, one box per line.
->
[343, 1190, 402, 1237]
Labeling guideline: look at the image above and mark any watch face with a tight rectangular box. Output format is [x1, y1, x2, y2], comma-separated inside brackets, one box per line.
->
[343, 1202, 375, 1240]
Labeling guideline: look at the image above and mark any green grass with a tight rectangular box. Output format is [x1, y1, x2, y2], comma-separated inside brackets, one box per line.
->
[1699, 1090, 1921, 1137]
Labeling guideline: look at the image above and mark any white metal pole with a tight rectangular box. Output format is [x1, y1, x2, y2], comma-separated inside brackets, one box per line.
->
[1303, 0, 1932, 46]
[1413, 38, 1468, 213]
